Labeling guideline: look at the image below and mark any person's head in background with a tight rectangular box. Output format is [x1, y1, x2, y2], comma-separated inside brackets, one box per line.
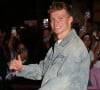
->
[86, 20, 94, 34]
[43, 28, 51, 42]
[48, 1, 73, 40]
[81, 33, 92, 52]
[43, 28, 51, 49]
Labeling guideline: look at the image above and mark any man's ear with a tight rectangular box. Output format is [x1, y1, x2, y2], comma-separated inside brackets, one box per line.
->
[69, 16, 73, 23]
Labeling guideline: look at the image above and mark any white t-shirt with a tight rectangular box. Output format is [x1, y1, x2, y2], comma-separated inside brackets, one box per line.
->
[89, 50, 94, 61]
[57, 40, 62, 44]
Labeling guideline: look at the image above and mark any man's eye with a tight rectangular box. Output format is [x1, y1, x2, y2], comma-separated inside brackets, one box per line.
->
[58, 17, 64, 20]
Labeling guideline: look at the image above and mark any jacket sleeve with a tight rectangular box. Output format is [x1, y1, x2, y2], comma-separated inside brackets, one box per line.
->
[16, 48, 53, 80]
[16, 63, 43, 80]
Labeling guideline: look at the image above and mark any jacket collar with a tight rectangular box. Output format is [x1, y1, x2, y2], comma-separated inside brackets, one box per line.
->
[59, 29, 77, 47]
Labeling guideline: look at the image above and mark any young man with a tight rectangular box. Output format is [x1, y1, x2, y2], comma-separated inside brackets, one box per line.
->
[9, 1, 90, 90]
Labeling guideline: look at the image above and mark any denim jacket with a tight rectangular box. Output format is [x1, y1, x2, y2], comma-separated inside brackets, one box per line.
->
[16, 29, 90, 90]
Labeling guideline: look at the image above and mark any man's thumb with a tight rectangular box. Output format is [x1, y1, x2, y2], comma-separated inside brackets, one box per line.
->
[18, 55, 21, 61]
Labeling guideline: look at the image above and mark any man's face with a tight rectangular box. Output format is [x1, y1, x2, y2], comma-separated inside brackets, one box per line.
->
[50, 9, 73, 36]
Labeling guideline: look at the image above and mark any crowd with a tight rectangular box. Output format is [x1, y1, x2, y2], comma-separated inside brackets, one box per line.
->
[0, 0, 100, 89]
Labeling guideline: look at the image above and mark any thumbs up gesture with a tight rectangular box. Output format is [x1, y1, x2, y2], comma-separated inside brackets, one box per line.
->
[9, 55, 23, 71]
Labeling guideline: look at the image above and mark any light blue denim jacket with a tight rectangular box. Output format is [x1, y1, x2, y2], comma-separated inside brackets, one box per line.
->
[16, 29, 90, 90]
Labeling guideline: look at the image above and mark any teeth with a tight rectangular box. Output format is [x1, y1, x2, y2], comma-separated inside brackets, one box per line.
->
[55, 26, 60, 29]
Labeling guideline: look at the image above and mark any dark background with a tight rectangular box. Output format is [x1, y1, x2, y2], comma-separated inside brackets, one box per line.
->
[0, 0, 53, 27]
[0, 0, 99, 28]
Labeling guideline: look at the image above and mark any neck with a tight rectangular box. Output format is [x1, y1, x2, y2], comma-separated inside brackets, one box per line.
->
[57, 29, 71, 40]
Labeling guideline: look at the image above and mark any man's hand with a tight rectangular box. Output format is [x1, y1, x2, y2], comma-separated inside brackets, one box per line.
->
[9, 55, 23, 71]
